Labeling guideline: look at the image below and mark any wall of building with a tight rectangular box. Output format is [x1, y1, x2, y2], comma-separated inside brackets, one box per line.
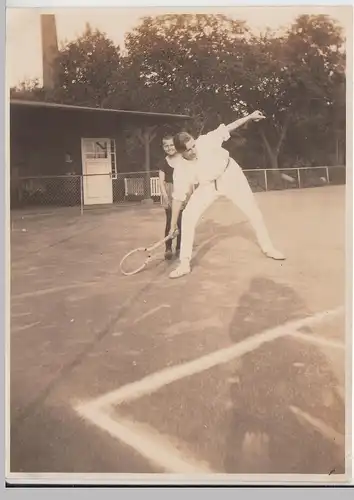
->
[10, 106, 125, 177]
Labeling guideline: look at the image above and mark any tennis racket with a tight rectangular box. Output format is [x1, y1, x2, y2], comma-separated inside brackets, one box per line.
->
[120, 231, 178, 276]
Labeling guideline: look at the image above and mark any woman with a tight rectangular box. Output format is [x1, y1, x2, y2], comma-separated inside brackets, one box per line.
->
[159, 135, 183, 260]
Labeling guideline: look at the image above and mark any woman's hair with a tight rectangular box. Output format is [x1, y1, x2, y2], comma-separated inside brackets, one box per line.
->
[162, 134, 174, 142]
[173, 131, 194, 153]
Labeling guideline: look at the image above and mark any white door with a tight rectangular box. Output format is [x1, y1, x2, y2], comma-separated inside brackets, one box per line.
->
[81, 138, 114, 205]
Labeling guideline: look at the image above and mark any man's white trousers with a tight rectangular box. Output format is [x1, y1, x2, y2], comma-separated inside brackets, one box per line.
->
[179, 159, 274, 263]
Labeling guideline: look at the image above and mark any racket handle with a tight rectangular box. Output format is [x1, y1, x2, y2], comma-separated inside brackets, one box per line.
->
[168, 228, 179, 240]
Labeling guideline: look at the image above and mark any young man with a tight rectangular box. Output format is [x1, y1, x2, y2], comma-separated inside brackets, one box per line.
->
[159, 135, 183, 259]
[167, 110, 285, 279]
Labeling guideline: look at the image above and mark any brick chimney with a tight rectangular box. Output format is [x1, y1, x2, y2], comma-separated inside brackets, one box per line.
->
[41, 14, 59, 89]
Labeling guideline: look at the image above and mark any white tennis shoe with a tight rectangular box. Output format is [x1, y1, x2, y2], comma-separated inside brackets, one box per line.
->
[168, 248, 285, 279]
[263, 248, 286, 260]
[169, 262, 191, 279]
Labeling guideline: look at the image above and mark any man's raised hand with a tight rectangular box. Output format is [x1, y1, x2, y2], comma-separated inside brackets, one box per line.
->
[250, 110, 266, 122]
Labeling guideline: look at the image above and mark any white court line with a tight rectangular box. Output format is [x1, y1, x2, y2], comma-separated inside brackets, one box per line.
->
[133, 304, 170, 325]
[11, 321, 41, 333]
[12, 281, 98, 300]
[289, 331, 345, 350]
[12, 211, 56, 218]
[74, 306, 344, 474]
[79, 306, 344, 410]
[77, 406, 213, 474]
[11, 312, 32, 319]
[289, 405, 345, 448]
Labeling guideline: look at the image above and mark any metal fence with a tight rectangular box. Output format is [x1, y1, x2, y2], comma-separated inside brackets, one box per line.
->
[10, 165, 346, 214]
[244, 165, 346, 192]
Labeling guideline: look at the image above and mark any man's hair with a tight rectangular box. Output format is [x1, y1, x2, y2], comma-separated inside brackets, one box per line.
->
[173, 131, 194, 153]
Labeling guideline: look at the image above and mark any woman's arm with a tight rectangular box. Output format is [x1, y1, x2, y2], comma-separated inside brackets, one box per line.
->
[159, 169, 168, 197]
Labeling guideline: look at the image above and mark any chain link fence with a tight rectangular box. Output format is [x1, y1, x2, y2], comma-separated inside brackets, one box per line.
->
[243, 166, 346, 192]
[244, 168, 301, 191]
[10, 166, 345, 216]
[10, 175, 82, 209]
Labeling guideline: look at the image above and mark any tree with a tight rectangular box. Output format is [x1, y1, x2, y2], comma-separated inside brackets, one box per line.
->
[103, 13, 257, 170]
[235, 14, 346, 169]
[11, 13, 346, 172]
[105, 14, 250, 129]
[46, 24, 122, 106]
[10, 78, 46, 100]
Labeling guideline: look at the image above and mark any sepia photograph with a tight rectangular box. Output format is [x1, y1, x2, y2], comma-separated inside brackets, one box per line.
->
[6, 3, 351, 485]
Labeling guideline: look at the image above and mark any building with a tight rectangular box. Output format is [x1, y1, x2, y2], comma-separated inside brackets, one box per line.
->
[9, 14, 190, 209]
[10, 99, 190, 208]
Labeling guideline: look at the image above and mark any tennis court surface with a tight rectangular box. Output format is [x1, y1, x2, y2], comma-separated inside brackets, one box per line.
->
[10, 185, 348, 481]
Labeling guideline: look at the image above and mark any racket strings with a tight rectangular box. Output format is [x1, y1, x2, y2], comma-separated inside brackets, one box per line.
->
[120, 234, 177, 276]
[120, 248, 163, 276]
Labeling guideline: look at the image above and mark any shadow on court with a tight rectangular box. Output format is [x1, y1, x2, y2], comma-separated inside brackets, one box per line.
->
[224, 277, 345, 474]
[9, 187, 346, 476]
[112, 276, 345, 475]
[192, 220, 254, 268]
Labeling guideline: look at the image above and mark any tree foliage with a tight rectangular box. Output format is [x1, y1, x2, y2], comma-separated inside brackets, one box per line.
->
[231, 14, 346, 167]
[51, 24, 122, 106]
[11, 13, 346, 169]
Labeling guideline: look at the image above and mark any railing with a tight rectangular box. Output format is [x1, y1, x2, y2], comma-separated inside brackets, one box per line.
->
[10, 166, 346, 215]
[121, 171, 161, 199]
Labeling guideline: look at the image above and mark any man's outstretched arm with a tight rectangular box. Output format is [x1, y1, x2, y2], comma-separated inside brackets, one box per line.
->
[200, 110, 266, 147]
[225, 110, 266, 133]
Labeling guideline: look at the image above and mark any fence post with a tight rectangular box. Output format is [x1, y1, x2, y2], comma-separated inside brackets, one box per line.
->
[297, 168, 301, 189]
[264, 169, 268, 191]
[326, 166, 330, 184]
[80, 175, 84, 215]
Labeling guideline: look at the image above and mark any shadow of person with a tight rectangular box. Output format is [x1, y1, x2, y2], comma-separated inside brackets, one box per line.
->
[223, 277, 345, 475]
[191, 219, 257, 268]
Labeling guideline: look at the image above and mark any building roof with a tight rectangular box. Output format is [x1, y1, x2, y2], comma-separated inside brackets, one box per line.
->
[10, 99, 191, 122]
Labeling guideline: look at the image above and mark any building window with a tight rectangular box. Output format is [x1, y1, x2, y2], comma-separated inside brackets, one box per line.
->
[83, 140, 108, 159]
[82, 138, 117, 179]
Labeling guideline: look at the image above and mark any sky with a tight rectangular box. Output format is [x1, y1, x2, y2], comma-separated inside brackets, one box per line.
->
[6, 6, 351, 88]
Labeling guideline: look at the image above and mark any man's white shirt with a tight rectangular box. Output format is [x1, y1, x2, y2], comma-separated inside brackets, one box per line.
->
[166, 124, 231, 202]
